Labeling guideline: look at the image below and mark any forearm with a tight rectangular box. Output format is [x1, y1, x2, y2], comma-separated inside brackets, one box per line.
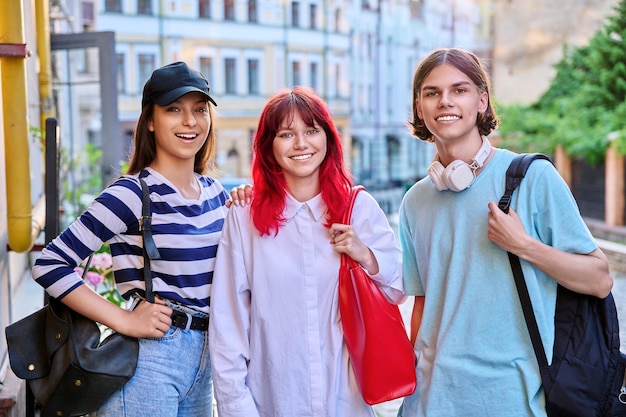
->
[366, 246, 406, 304]
[410, 296, 425, 347]
[516, 240, 613, 298]
[210, 330, 260, 417]
[60, 285, 132, 333]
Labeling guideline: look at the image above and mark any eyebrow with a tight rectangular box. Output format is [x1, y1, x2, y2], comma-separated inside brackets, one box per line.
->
[421, 80, 472, 92]
[170, 97, 208, 105]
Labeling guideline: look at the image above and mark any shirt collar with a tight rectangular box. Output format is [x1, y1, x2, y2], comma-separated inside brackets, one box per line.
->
[283, 192, 327, 222]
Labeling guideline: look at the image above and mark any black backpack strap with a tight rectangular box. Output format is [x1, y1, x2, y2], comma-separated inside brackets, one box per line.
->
[139, 178, 161, 303]
[498, 153, 554, 387]
[498, 153, 552, 213]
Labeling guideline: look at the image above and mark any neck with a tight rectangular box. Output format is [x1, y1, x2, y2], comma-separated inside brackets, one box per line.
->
[149, 162, 199, 199]
[285, 177, 320, 202]
[435, 135, 490, 167]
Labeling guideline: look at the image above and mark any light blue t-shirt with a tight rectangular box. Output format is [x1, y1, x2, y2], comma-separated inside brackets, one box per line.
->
[398, 149, 598, 417]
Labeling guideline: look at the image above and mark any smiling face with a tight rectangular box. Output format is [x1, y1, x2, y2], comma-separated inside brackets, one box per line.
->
[272, 111, 328, 193]
[148, 92, 211, 167]
[416, 63, 488, 147]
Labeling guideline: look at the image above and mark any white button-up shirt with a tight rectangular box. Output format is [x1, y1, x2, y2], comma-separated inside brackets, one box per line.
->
[209, 191, 404, 417]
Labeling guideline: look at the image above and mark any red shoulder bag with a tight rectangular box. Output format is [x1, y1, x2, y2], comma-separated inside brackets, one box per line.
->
[338, 185, 417, 405]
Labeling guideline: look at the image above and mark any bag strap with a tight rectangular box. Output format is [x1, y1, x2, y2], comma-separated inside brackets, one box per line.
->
[498, 153, 553, 376]
[340, 186, 365, 269]
[139, 178, 161, 303]
[342, 185, 365, 225]
[498, 153, 551, 213]
[77, 179, 159, 302]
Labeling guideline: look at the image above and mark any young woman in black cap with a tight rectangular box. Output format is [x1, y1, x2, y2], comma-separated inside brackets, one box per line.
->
[32, 61, 226, 416]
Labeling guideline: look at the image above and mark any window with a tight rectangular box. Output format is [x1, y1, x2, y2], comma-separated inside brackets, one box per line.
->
[310, 62, 318, 91]
[82, 1, 95, 24]
[334, 9, 341, 32]
[291, 1, 300, 27]
[248, 0, 257, 22]
[334, 63, 341, 97]
[225, 58, 237, 94]
[309, 4, 317, 29]
[247, 59, 259, 95]
[116, 54, 126, 94]
[292, 61, 301, 87]
[138, 54, 156, 94]
[199, 57, 214, 88]
[224, 0, 235, 21]
[137, 0, 152, 15]
[105, 0, 122, 12]
[409, 0, 423, 18]
[359, 84, 365, 113]
[199, 0, 211, 18]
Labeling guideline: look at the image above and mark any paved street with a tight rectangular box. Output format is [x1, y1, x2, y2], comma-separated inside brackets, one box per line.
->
[374, 273, 626, 417]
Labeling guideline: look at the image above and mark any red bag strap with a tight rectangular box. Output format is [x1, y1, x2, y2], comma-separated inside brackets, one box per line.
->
[342, 185, 365, 225]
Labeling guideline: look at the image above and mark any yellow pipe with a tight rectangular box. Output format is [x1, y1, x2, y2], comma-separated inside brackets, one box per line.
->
[2, 0, 33, 252]
[36, 0, 54, 126]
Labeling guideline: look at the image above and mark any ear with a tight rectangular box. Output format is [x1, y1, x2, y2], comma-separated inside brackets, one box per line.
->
[478, 91, 488, 113]
[148, 118, 155, 132]
[416, 98, 423, 120]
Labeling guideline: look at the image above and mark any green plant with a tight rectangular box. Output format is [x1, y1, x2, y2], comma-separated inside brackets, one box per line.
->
[30, 125, 44, 150]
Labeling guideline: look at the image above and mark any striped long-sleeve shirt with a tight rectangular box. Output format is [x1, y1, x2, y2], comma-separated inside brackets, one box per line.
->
[32, 168, 229, 314]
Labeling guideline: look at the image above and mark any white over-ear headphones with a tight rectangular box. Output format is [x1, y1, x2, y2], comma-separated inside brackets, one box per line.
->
[427, 136, 492, 192]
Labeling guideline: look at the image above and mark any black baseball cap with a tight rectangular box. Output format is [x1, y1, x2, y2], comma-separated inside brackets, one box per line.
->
[141, 61, 217, 108]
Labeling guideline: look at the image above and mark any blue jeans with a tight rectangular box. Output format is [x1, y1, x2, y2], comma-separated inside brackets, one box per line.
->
[97, 324, 212, 417]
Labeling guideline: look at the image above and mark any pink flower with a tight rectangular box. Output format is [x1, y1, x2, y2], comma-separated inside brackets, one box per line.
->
[92, 252, 113, 269]
[85, 271, 105, 287]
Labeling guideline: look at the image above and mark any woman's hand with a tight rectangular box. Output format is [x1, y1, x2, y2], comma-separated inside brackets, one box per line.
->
[225, 184, 253, 208]
[125, 298, 173, 338]
[61, 286, 174, 338]
[329, 223, 379, 275]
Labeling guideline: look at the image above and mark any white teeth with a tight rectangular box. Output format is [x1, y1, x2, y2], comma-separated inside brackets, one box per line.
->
[437, 115, 460, 121]
[177, 134, 196, 139]
[291, 154, 312, 160]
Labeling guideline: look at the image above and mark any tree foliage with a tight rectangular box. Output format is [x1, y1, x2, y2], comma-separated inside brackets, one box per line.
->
[498, 0, 626, 165]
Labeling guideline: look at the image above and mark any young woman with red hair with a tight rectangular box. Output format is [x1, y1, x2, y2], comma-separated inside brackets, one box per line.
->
[209, 86, 404, 417]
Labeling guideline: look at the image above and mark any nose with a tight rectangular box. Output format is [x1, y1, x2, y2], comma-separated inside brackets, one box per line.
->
[438, 91, 453, 107]
[293, 133, 307, 148]
[182, 110, 197, 126]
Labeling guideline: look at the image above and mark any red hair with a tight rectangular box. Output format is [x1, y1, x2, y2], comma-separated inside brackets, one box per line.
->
[251, 86, 354, 236]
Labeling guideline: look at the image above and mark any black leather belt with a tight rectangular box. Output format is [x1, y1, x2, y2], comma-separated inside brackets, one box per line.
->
[171, 311, 208, 331]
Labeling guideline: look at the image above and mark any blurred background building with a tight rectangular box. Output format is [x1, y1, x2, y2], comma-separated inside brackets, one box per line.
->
[48, 0, 494, 215]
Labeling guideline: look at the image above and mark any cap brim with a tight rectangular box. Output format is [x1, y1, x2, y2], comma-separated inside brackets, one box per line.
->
[153, 86, 217, 107]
